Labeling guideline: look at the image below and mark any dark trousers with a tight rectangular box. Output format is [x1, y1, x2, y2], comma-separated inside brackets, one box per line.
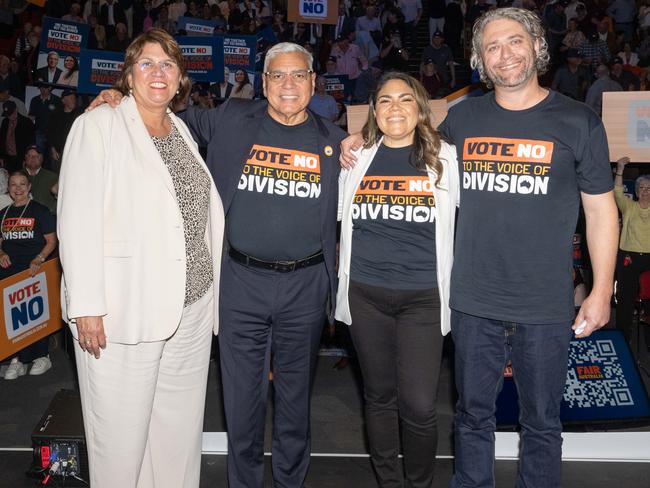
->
[18, 336, 49, 363]
[616, 250, 650, 342]
[348, 281, 443, 488]
[450, 310, 572, 488]
[219, 257, 329, 488]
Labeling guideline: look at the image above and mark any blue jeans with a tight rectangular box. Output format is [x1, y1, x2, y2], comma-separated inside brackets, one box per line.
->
[450, 310, 573, 488]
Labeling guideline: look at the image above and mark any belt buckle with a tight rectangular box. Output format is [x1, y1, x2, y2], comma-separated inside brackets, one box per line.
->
[274, 260, 297, 272]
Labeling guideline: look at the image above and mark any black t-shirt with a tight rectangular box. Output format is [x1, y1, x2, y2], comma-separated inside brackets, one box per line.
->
[227, 113, 322, 261]
[350, 144, 437, 290]
[0, 200, 56, 271]
[438, 90, 613, 323]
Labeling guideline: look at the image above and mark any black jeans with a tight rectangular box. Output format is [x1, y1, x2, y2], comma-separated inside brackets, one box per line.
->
[348, 280, 443, 488]
[616, 250, 650, 342]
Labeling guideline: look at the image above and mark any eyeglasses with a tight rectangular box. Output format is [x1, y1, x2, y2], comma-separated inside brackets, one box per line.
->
[264, 70, 313, 83]
[638, 186, 650, 191]
[136, 58, 179, 73]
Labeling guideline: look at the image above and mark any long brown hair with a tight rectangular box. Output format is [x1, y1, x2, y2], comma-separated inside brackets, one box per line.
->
[115, 28, 191, 110]
[362, 71, 443, 184]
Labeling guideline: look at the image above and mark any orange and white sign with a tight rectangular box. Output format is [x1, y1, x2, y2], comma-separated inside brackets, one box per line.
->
[0, 259, 62, 361]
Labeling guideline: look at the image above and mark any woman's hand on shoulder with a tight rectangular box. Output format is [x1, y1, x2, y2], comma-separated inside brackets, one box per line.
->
[85, 89, 124, 112]
[0, 252, 11, 268]
[76, 316, 107, 359]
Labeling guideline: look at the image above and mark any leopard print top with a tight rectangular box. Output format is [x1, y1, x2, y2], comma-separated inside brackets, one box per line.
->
[152, 121, 213, 306]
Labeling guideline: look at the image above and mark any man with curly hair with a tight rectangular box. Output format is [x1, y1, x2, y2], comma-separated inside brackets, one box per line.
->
[437, 8, 618, 488]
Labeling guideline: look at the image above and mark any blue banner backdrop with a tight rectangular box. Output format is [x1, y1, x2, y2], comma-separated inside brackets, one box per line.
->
[77, 49, 125, 94]
[176, 36, 224, 83]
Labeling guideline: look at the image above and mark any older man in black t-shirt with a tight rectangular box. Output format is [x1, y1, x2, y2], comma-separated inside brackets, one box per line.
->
[180, 43, 345, 488]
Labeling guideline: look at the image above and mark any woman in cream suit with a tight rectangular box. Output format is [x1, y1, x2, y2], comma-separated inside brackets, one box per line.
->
[57, 29, 224, 488]
[336, 72, 459, 488]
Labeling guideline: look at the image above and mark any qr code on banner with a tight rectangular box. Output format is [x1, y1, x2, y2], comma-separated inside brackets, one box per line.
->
[563, 339, 635, 408]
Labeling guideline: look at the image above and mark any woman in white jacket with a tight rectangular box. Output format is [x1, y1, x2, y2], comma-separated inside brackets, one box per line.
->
[335, 71, 459, 488]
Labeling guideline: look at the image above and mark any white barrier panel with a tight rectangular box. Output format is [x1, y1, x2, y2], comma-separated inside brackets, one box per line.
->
[202, 431, 650, 462]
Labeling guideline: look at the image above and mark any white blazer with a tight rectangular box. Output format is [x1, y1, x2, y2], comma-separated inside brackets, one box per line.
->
[335, 139, 459, 335]
[57, 96, 225, 344]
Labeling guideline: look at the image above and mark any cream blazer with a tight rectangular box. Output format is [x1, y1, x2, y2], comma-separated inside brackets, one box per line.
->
[57, 96, 225, 344]
[335, 139, 459, 335]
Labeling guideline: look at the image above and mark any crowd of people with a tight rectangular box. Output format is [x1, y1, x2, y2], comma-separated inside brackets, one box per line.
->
[0, 0, 648, 487]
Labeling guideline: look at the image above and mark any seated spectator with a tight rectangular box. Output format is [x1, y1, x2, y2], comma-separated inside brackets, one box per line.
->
[638, 33, 650, 67]
[353, 59, 382, 103]
[46, 90, 82, 174]
[309, 76, 338, 121]
[544, 0, 568, 61]
[597, 18, 618, 55]
[272, 9, 290, 41]
[610, 56, 640, 90]
[63, 2, 85, 23]
[0, 80, 27, 123]
[607, 0, 635, 42]
[231, 69, 254, 99]
[186, 0, 200, 18]
[324, 55, 339, 75]
[585, 64, 622, 115]
[356, 2, 382, 48]
[1, 170, 57, 380]
[83, 0, 100, 22]
[355, 26, 380, 62]
[23, 145, 58, 214]
[465, 0, 490, 26]
[28, 83, 62, 154]
[382, 8, 405, 41]
[551, 48, 590, 100]
[561, 18, 586, 53]
[14, 22, 32, 60]
[333, 101, 347, 130]
[421, 30, 455, 90]
[580, 30, 611, 77]
[443, 0, 463, 54]
[87, 15, 108, 49]
[397, 0, 422, 53]
[640, 0, 650, 32]
[256, 0, 271, 24]
[0, 168, 11, 208]
[20, 29, 40, 86]
[100, 0, 128, 38]
[331, 33, 368, 90]
[420, 57, 443, 98]
[153, 6, 177, 35]
[0, 55, 22, 99]
[618, 42, 639, 66]
[107, 22, 131, 51]
[0, 102, 35, 173]
[380, 28, 410, 72]
[168, 0, 187, 22]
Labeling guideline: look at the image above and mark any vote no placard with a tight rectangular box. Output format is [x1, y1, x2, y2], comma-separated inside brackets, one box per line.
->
[0, 259, 62, 361]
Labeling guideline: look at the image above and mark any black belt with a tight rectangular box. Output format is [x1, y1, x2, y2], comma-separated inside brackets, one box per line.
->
[228, 246, 324, 273]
